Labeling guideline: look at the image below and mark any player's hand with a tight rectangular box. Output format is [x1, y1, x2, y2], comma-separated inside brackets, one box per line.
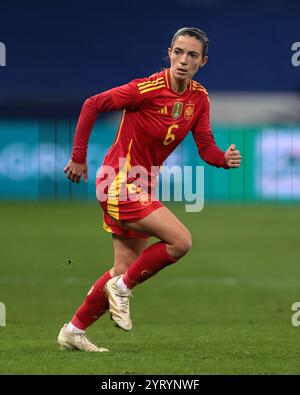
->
[64, 159, 88, 183]
[224, 144, 242, 168]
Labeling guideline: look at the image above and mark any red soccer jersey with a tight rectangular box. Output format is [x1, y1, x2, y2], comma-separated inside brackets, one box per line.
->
[71, 68, 228, 192]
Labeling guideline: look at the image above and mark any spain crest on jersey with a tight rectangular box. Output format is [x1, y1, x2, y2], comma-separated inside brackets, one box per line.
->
[172, 102, 183, 120]
[184, 103, 195, 121]
[136, 190, 152, 206]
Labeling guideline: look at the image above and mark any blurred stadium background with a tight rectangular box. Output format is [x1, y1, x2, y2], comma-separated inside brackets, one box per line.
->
[1, 0, 300, 374]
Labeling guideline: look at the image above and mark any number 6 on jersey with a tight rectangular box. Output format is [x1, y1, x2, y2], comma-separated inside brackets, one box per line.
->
[163, 124, 178, 145]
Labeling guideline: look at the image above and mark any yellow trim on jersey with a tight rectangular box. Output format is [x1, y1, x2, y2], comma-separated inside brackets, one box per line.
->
[192, 83, 207, 89]
[113, 110, 126, 147]
[107, 139, 133, 220]
[192, 81, 208, 94]
[193, 85, 207, 92]
[103, 220, 112, 233]
[139, 83, 166, 94]
[137, 76, 166, 94]
[137, 77, 164, 87]
[192, 87, 208, 94]
[192, 81, 206, 87]
[165, 69, 170, 88]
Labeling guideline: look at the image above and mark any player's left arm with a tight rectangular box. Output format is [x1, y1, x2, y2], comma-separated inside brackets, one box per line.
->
[224, 144, 242, 168]
[192, 94, 242, 169]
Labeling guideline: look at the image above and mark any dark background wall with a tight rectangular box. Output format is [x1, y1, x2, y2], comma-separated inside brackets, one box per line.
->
[0, 0, 299, 117]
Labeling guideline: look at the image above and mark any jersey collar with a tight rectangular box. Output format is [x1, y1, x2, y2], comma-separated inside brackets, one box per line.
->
[165, 68, 192, 96]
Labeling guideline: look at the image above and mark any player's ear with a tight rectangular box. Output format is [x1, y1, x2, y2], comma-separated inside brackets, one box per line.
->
[199, 56, 208, 68]
[168, 47, 172, 59]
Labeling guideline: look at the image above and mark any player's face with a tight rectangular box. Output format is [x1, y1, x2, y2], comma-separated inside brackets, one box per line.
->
[168, 35, 208, 81]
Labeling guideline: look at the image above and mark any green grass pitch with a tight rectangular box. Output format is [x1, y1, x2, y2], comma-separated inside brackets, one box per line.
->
[0, 202, 300, 374]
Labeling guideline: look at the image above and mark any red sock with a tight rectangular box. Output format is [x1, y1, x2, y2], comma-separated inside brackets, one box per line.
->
[123, 242, 177, 289]
[71, 271, 111, 330]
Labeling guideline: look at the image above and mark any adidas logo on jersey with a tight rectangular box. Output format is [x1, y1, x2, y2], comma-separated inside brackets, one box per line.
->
[157, 106, 168, 115]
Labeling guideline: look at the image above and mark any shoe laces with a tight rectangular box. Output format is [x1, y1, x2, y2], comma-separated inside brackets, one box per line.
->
[113, 285, 132, 314]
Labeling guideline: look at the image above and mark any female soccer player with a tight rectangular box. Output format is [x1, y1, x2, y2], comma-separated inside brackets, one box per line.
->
[58, 27, 242, 352]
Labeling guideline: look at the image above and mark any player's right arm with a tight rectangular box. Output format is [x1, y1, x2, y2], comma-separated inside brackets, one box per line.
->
[65, 80, 144, 183]
[64, 159, 88, 184]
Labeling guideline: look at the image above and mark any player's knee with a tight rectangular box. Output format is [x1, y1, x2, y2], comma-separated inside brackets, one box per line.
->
[173, 231, 192, 258]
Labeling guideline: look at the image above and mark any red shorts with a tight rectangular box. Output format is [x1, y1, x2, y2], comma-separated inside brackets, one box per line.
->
[97, 180, 163, 239]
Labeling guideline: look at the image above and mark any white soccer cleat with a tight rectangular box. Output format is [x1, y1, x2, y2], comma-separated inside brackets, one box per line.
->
[57, 324, 109, 352]
[105, 276, 133, 331]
